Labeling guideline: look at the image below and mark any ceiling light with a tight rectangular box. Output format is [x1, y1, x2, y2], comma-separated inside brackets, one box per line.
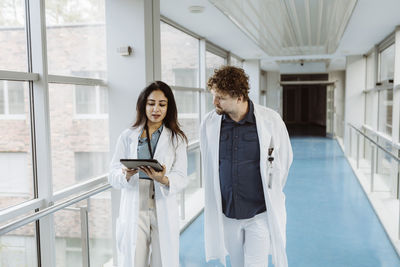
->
[189, 5, 205, 13]
[210, 0, 357, 56]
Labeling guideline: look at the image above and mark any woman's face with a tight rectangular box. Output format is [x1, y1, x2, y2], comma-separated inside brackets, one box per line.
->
[146, 89, 168, 124]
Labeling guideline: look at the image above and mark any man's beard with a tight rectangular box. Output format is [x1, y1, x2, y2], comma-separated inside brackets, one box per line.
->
[215, 107, 225, 115]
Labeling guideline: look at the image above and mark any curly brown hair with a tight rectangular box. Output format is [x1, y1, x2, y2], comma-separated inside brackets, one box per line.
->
[207, 65, 250, 100]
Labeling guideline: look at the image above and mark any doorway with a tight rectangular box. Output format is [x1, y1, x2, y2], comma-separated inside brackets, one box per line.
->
[281, 74, 329, 136]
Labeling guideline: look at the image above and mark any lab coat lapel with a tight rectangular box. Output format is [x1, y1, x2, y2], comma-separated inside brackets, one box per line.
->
[128, 127, 141, 158]
[209, 113, 223, 210]
[153, 126, 170, 160]
[254, 105, 272, 179]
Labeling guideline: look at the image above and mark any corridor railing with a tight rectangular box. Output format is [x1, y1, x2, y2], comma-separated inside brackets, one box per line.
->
[347, 123, 400, 239]
[0, 141, 202, 267]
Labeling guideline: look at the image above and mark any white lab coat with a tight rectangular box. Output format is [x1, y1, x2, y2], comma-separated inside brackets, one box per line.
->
[109, 126, 188, 267]
[200, 103, 293, 267]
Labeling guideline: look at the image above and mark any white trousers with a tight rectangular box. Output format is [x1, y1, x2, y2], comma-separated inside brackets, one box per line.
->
[223, 212, 270, 267]
[135, 179, 162, 267]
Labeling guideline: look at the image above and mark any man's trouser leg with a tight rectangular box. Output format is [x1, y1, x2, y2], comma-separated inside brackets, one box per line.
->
[223, 212, 270, 267]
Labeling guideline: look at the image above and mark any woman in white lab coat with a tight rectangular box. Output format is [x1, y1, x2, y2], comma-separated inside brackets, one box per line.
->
[109, 81, 188, 267]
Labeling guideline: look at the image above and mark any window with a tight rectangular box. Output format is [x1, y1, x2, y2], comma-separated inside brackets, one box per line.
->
[160, 21, 199, 87]
[0, 152, 29, 196]
[0, 81, 32, 210]
[230, 56, 243, 68]
[206, 51, 226, 82]
[378, 89, 393, 136]
[73, 71, 107, 117]
[0, 223, 38, 267]
[379, 44, 395, 82]
[45, 0, 107, 78]
[173, 90, 199, 142]
[75, 85, 108, 116]
[0, 81, 25, 117]
[205, 51, 226, 112]
[74, 152, 108, 182]
[0, 0, 28, 72]
[49, 84, 109, 191]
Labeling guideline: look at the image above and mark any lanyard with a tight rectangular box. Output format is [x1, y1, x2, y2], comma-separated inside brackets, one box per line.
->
[145, 124, 154, 159]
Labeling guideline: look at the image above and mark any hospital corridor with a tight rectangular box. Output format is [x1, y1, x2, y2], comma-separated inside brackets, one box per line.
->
[1, 0, 400, 267]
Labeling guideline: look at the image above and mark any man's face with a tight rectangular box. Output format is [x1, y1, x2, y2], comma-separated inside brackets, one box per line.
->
[210, 86, 239, 115]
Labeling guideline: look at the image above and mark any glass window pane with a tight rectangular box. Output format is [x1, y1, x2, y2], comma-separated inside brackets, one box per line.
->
[75, 152, 108, 181]
[379, 44, 395, 81]
[205, 92, 214, 113]
[45, 0, 107, 78]
[75, 86, 97, 114]
[378, 89, 392, 136]
[49, 84, 109, 191]
[0, 84, 4, 114]
[173, 90, 199, 142]
[0, 82, 33, 210]
[88, 191, 113, 266]
[54, 194, 112, 267]
[366, 52, 375, 89]
[8, 81, 25, 114]
[55, 209, 83, 267]
[230, 56, 243, 68]
[0, 0, 28, 72]
[206, 51, 226, 83]
[99, 86, 108, 114]
[365, 92, 374, 126]
[0, 222, 38, 267]
[161, 21, 199, 87]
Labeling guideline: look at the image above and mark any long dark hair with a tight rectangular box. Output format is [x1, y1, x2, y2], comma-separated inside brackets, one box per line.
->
[132, 81, 188, 143]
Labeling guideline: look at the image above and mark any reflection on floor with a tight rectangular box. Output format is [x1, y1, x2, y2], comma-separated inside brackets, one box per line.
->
[179, 137, 400, 267]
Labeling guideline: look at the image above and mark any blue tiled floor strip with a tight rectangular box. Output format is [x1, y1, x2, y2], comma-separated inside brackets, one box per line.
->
[179, 137, 400, 267]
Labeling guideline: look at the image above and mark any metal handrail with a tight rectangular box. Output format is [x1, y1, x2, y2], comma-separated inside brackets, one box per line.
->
[362, 124, 400, 150]
[0, 183, 111, 236]
[348, 123, 400, 163]
[1, 141, 201, 234]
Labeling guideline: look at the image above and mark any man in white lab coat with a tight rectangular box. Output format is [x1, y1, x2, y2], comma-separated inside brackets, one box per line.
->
[200, 66, 293, 267]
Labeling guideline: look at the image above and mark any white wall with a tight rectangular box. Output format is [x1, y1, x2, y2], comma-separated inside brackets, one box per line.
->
[265, 71, 282, 116]
[105, 0, 161, 264]
[344, 55, 366, 154]
[244, 60, 261, 104]
[329, 71, 346, 138]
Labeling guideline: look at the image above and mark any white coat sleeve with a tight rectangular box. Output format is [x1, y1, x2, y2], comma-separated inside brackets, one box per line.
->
[159, 136, 188, 196]
[108, 133, 138, 189]
[278, 117, 293, 188]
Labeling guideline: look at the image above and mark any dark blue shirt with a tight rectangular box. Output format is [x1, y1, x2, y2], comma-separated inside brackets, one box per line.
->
[219, 100, 266, 219]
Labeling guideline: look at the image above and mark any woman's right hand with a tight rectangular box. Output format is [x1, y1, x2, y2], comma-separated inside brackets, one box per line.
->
[123, 168, 138, 182]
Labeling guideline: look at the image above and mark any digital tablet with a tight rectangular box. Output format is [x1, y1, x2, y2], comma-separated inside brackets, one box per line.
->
[120, 159, 163, 172]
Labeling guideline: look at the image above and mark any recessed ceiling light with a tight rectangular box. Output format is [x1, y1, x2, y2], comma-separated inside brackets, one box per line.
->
[189, 5, 205, 13]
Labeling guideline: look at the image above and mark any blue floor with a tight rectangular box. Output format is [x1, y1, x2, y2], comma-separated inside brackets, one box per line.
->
[179, 137, 400, 267]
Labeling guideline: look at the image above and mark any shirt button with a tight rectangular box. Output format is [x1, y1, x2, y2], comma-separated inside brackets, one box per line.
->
[234, 147, 238, 150]
[235, 136, 238, 138]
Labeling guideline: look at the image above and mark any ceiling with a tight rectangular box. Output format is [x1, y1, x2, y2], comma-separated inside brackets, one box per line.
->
[160, 0, 400, 72]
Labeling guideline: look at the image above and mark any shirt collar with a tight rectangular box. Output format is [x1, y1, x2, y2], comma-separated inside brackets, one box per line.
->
[139, 123, 164, 140]
[222, 100, 255, 124]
